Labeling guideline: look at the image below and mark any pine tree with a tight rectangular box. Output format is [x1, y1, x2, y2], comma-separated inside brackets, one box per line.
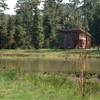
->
[0, 14, 8, 48]
[92, 4, 100, 50]
[32, 3, 44, 49]
[43, 0, 62, 48]
[0, 0, 8, 49]
[15, 25, 31, 49]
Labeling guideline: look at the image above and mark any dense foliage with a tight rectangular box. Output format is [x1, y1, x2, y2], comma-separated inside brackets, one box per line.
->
[0, 0, 100, 49]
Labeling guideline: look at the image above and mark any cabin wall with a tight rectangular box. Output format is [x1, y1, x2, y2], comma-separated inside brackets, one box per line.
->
[59, 31, 91, 49]
[78, 33, 86, 49]
[59, 32, 79, 49]
[58, 32, 65, 48]
[86, 35, 91, 49]
[78, 33, 91, 49]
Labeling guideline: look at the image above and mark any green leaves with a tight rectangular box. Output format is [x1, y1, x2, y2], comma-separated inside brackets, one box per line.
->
[0, 0, 8, 13]
[15, 25, 31, 49]
[32, 3, 44, 49]
[0, 14, 8, 49]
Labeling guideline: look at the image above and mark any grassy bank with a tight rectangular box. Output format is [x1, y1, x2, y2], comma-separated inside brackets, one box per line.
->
[0, 49, 98, 54]
[0, 70, 99, 100]
[0, 49, 100, 61]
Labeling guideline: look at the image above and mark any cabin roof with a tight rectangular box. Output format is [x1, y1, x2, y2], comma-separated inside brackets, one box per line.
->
[59, 29, 84, 33]
[59, 29, 91, 37]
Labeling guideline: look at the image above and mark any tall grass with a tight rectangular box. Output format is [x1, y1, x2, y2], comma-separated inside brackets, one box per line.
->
[0, 70, 99, 100]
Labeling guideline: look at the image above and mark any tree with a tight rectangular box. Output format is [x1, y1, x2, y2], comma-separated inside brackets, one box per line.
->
[15, 0, 34, 48]
[0, 14, 8, 48]
[0, 0, 8, 49]
[0, 0, 8, 13]
[80, 0, 100, 31]
[15, 25, 31, 49]
[65, 0, 82, 27]
[43, 0, 64, 48]
[32, 1, 44, 49]
[7, 15, 16, 49]
[15, 0, 33, 34]
[81, 0, 100, 49]
[15, 0, 44, 49]
[91, 4, 100, 50]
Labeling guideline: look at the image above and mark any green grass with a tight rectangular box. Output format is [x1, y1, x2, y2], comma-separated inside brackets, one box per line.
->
[0, 70, 80, 100]
[0, 49, 100, 61]
[0, 70, 99, 100]
[0, 49, 100, 58]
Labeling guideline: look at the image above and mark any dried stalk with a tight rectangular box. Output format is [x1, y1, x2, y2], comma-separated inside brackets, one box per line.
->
[79, 54, 87, 98]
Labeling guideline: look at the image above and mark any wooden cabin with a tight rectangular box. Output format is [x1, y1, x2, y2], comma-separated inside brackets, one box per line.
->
[58, 29, 91, 49]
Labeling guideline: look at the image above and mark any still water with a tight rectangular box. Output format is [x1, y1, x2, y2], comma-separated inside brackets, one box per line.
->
[0, 57, 100, 74]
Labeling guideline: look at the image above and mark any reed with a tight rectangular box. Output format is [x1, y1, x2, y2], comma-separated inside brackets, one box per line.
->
[79, 54, 87, 97]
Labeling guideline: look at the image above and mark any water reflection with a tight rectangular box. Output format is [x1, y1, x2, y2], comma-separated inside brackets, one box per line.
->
[0, 58, 100, 74]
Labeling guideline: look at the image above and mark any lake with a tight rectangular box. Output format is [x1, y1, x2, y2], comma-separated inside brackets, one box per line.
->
[0, 57, 100, 74]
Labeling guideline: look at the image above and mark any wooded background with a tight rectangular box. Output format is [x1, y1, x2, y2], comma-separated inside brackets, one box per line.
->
[0, 0, 100, 49]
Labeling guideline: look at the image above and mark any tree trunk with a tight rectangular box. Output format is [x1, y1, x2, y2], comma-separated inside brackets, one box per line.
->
[98, 45, 100, 50]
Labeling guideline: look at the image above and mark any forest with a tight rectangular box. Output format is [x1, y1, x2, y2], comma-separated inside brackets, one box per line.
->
[0, 0, 100, 49]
